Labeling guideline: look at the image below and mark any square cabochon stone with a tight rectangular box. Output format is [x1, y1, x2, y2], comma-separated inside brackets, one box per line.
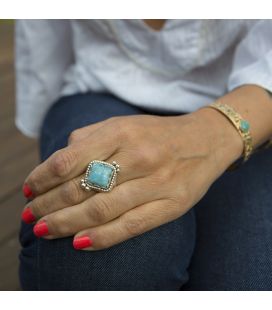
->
[87, 162, 114, 189]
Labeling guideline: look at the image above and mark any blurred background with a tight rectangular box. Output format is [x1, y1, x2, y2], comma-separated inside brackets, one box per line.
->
[0, 20, 39, 290]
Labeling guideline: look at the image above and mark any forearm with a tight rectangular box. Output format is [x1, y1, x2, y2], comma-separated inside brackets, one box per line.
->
[192, 85, 272, 171]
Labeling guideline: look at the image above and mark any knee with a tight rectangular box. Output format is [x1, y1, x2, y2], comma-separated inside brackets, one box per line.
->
[36, 211, 196, 290]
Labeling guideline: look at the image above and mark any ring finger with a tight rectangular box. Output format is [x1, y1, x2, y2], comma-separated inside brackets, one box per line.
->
[32, 175, 165, 239]
[21, 174, 96, 223]
[22, 151, 151, 223]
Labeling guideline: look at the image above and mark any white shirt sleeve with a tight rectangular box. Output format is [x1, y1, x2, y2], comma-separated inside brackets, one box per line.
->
[15, 20, 73, 138]
[228, 20, 272, 94]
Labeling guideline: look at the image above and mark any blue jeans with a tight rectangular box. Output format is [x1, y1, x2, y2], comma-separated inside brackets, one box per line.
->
[19, 92, 272, 290]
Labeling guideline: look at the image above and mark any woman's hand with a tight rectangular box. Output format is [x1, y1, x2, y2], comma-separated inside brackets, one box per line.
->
[22, 109, 243, 250]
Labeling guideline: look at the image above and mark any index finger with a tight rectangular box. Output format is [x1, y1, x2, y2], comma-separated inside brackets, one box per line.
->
[23, 124, 119, 197]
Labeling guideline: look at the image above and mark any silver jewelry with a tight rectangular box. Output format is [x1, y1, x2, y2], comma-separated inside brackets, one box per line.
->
[80, 160, 120, 192]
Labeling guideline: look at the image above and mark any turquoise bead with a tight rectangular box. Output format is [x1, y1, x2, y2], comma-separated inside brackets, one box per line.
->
[240, 120, 250, 133]
[87, 162, 114, 189]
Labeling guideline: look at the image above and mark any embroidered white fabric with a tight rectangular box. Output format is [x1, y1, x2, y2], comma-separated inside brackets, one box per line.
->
[15, 19, 272, 138]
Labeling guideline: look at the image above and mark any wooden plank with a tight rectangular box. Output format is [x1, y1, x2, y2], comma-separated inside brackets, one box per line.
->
[0, 71, 15, 119]
[0, 23, 14, 66]
[0, 22, 27, 291]
[0, 23, 15, 120]
[0, 190, 26, 243]
[0, 147, 38, 201]
[0, 131, 37, 165]
[0, 115, 16, 136]
[0, 232, 21, 290]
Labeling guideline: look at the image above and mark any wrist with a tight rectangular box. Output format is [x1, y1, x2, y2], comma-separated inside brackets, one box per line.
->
[192, 106, 244, 171]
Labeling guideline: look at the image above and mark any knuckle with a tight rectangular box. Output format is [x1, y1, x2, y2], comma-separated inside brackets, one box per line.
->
[61, 179, 82, 205]
[49, 149, 77, 177]
[68, 129, 82, 144]
[48, 214, 70, 236]
[113, 120, 130, 141]
[132, 147, 160, 170]
[149, 169, 172, 187]
[30, 198, 44, 218]
[122, 214, 144, 237]
[88, 195, 113, 224]
[107, 116, 120, 123]
[175, 188, 191, 208]
[95, 235, 112, 250]
[26, 174, 40, 194]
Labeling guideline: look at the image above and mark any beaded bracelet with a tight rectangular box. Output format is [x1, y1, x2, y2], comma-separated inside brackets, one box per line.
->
[207, 102, 253, 169]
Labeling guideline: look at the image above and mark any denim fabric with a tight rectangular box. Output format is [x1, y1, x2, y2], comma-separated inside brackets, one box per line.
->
[19, 92, 272, 290]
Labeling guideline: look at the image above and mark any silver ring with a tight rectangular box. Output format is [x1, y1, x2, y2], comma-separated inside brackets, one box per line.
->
[80, 160, 120, 192]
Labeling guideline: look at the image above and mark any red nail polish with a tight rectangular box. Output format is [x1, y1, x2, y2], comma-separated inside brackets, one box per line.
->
[33, 220, 49, 237]
[23, 184, 33, 199]
[21, 207, 36, 224]
[73, 236, 93, 250]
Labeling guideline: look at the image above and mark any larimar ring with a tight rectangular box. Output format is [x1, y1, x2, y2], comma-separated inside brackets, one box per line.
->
[80, 160, 120, 192]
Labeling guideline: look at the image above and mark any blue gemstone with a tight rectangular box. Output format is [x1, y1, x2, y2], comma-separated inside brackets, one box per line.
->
[240, 120, 250, 133]
[87, 162, 114, 189]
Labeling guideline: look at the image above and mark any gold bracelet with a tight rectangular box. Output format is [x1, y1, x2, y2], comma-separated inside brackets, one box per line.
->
[207, 101, 253, 163]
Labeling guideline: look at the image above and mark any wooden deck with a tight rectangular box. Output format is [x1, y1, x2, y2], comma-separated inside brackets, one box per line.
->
[0, 22, 39, 290]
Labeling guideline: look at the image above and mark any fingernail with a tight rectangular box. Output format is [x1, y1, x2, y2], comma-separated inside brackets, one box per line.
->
[33, 220, 49, 237]
[73, 236, 93, 250]
[23, 184, 33, 199]
[21, 207, 36, 224]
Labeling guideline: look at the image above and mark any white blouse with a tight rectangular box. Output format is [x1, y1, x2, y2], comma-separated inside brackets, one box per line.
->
[15, 19, 272, 138]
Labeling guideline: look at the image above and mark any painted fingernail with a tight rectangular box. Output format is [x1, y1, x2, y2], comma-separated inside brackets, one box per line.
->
[33, 220, 49, 237]
[21, 207, 36, 224]
[23, 184, 33, 199]
[73, 236, 93, 250]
